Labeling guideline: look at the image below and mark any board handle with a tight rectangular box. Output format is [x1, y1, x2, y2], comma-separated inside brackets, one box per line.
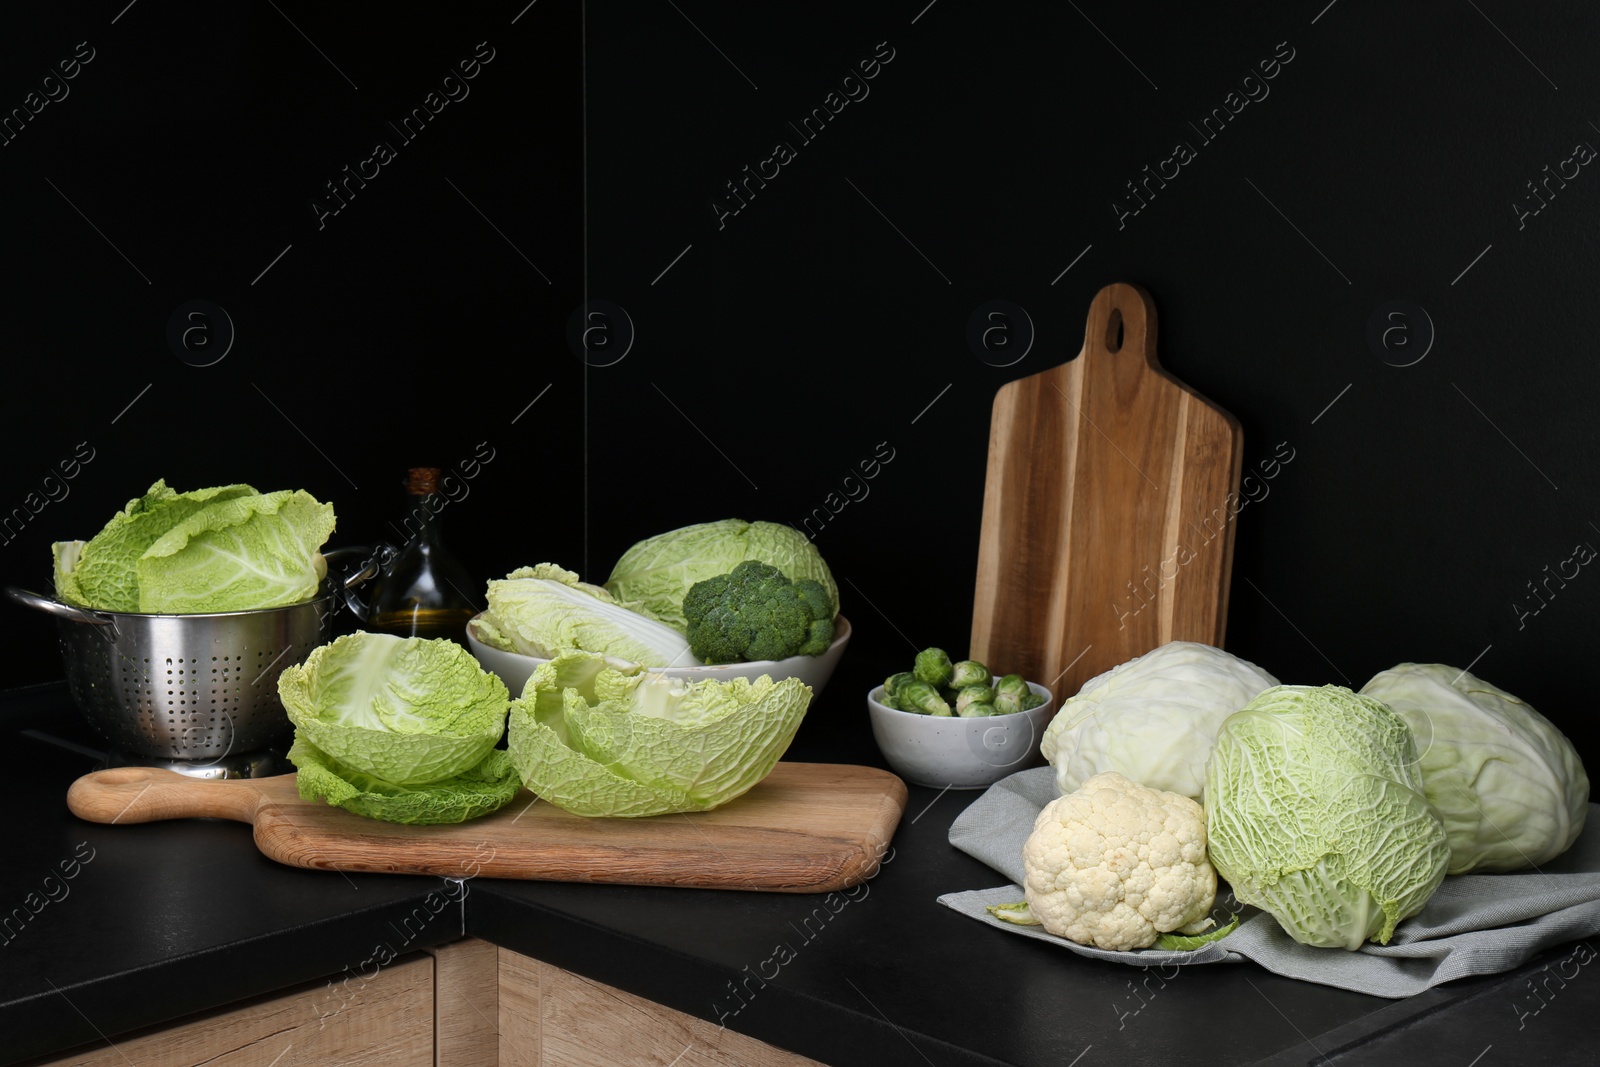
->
[1082, 282, 1159, 369]
[67, 767, 268, 825]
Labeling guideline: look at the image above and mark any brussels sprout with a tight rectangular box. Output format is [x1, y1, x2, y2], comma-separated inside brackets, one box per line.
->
[994, 674, 1030, 700]
[950, 660, 992, 690]
[1019, 688, 1045, 711]
[899, 679, 953, 716]
[914, 647, 955, 688]
[992, 690, 1023, 716]
[883, 672, 916, 705]
[955, 684, 995, 716]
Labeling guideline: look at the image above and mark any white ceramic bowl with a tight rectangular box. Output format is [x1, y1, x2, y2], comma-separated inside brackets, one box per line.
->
[866, 681, 1055, 790]
[467, 614, 852, 698]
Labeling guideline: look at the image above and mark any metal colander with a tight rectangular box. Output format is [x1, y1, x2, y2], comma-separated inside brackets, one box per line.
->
[7, 549, 376, 763]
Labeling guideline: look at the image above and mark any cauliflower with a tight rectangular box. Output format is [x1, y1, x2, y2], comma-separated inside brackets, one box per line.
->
[1021, 771, 1216, 950]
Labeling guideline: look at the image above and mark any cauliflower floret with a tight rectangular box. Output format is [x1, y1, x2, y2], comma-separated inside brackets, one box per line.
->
[1022, 771, 1216, 950]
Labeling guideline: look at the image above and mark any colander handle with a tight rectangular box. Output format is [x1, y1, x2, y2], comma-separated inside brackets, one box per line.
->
[325, 543, 393, 623]
[4, 587, 114, 625]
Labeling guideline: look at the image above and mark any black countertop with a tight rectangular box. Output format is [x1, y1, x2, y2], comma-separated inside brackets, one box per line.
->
[2, 673, 1594, 1067]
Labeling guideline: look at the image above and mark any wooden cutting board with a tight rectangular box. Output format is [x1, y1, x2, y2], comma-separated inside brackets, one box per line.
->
[970, 283, 1243, 700]
[67, 762, 906, 893]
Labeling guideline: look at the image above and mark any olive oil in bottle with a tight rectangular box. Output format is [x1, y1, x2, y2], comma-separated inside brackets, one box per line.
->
[366, 468, 478, 645]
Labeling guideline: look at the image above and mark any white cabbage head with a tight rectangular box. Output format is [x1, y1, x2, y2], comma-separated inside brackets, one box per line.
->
[604, 519, 838, 633]
[1360, 662, 1589, 874]
[1039, 641, 1279, 801]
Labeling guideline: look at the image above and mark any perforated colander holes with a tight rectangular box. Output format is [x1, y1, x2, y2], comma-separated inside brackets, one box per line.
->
[122, 658, 157, 700]
[164, 657, 194, 710]
[209, 676, 242, 713]
[211, 661, 236, 713]
[74, 636, 103, 688]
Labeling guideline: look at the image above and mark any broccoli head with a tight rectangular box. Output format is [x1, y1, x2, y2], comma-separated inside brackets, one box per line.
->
[682, 560, 837, 664]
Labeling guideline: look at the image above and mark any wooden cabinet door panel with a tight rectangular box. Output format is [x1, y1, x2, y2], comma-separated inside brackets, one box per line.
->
[32, 954, 434, 1067]
[498, 948, 828, 1067]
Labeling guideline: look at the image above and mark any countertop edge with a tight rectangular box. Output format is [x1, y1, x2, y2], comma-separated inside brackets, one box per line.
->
[468, 884, 1016, 1067]
[2, 894, 466, 1066]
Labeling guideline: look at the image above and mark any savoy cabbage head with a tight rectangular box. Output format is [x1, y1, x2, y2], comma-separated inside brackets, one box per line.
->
[1204, 685, 1450, 950]
[288, 738, 520, 825]
[507, 650, 812, 817]
[280, 632, 509, 787]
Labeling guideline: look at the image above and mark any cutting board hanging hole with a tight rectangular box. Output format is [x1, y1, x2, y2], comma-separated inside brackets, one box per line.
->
[1105, 309, 1125, 353]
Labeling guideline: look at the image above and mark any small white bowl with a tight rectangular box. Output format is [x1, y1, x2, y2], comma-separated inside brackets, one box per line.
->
[866, 681, 1054, 790]
[467, 614, 852, 698]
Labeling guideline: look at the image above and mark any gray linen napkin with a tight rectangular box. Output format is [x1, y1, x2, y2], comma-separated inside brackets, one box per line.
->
[937, 767, 1600, 997]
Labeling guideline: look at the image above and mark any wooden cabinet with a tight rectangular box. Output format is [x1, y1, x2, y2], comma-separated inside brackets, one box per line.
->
[26, 940, 826, 1067]
[31, 954, 435, 1067]
[497, 948, 825, 1067]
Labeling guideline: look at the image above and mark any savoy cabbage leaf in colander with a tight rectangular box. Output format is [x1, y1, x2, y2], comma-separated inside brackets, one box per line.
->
[51, 479, 335, 613]
[280, 632, 510, 789]
[54, 480, 255, 610]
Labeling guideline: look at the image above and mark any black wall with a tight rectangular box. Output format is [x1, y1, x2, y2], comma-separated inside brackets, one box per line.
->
[3, 3, 1598, 766]
[0, 3, 583, 635]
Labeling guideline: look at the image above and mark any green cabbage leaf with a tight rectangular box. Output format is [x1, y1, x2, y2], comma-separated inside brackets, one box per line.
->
[507, 650, 812, 817]
[280, 632, 509, 787]
[479, 563, 698, 667]
[136, 489, 336, 613]
[51, 480, 335, 613]
[55, 480, 257, 610]
[52, 540, 87, 607]
[1155, 914, 1240, 951]
[289, 737, 521, 825]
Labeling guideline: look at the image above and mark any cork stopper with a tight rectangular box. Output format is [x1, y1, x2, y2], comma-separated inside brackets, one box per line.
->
[404, 467, 442, 494]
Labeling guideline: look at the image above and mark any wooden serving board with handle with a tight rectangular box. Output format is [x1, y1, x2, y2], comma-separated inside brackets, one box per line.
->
[970, 283, 1244, 700]
[68, 762, 906, 893]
